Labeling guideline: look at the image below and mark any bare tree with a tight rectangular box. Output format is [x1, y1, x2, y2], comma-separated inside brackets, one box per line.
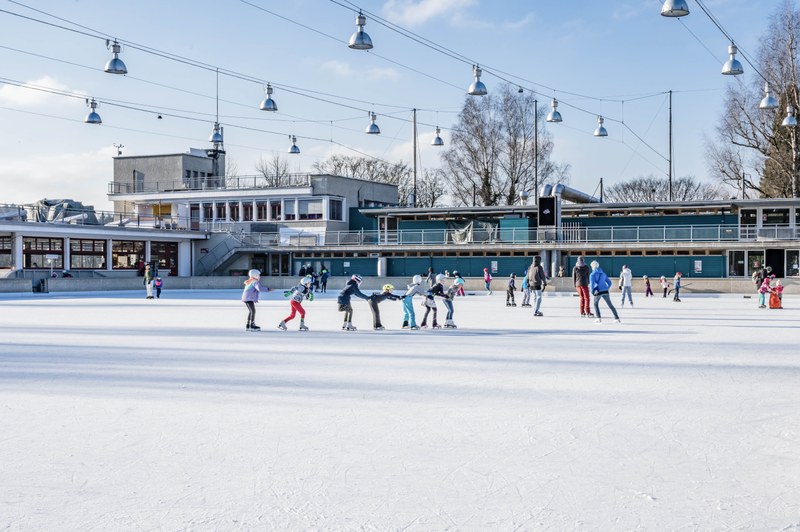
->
[440, 84, 568, 206]
[255, 154, 291, 187]
[398, 168, 447, 208]
[604, 175, 723, 202]
[313, 154, 413, 203]
[707, 0, 800, 197]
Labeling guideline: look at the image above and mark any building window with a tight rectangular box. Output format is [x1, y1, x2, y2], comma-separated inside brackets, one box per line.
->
[329, 199, 343, 221]
[0, 236, 11, 268]
[740, 209, 756, 226]
[788, 250, 799, 276]
[298, 199, 323, 220]
[283, 199, 296, 221]
[270, 200, 282, 221]
[23, 237, 63, 269]
[256, 201, 268, 220]
[216, 203, 226, 220]
[762, 208, 789, 225]
[151, 241, 178, 276]
[228, 201, 240, 221]
[203, 203, 213, 220]
[70, 239, 106, 269]
[243, 202, 253, 221]
[112, 240, 144, 270]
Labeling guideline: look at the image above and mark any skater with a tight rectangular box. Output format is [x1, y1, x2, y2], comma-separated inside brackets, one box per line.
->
[337, 274, 370, 330]
[673, 272, 682, 302]
[368, 284, 404, 330]
[442, 277, 462, 328]
[241, 269, 262, 331]
[154, 276, 163, 299]
[643, 275, 653, 297]
[143, 264, 154, 299]
[453, 270, 466, 296]
[589, 260, 620, 323]
[521, 272, 531, 307]
[660, 275, 669, 298]
[421, 273, 447, 328]
[526, 256, 547, 317]
[402, 274, 428, 329]
[758, 276, 772, 308]
[506, 273, 517, 306]
[299, 264, 307, 277]
[319, 266, 329, 293]
[278, 275, 313, 331]
[483, 267, 493, 294]
[426, 266, 436, 288]
[572, 256, 591, 317]
[619, 265, 633, 307]
[770, 279, 784, 309]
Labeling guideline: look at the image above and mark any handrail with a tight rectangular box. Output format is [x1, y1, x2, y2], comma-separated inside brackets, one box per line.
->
[107, 173, 313, 195]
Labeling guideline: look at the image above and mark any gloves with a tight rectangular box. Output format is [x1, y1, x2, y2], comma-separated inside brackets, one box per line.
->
[307, 292, 314, 302]
[283, 290, 291, 297]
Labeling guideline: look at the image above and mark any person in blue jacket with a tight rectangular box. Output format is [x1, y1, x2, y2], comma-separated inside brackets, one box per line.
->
[337, 274, 370, 331]
[588, 260, 620, 324]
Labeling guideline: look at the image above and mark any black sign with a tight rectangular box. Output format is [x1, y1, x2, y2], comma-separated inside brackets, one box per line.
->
[538, 196, 556, 226]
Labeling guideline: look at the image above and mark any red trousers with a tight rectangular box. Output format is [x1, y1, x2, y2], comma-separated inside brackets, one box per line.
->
[577, 285, 590, 315]
[284, 300, 306, 322]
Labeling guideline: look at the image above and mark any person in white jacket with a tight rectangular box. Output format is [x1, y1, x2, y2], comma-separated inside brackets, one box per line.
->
[619, 265, 634, 307]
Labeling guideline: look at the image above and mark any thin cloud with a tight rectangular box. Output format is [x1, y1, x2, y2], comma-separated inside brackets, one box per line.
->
[321, 60, 400, 81]
[383, 0, 477, 27]
[0, 76, 80, 108]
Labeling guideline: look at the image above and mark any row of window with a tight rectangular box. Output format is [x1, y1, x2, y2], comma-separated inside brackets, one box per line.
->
[0, 237, 178, 273]
[740, 208, 800, 226]
[193, 198, 342, 222]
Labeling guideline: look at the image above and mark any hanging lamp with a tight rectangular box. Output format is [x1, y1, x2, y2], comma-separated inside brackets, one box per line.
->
[103, 39, 127, 74]
[288, 135, 300, 154]
[660, 0, 689, 17]
[366, 112, 380, 134]
[431, 126, 444, 146]
[782, 105, 798, 127]
[593, 116, 608, 137]
[759, 82, 778, 110]
[348, 11, 373, 50]
[209, 122, 223, 145]
[259, 84, 278, 111]
[467, 65, 487, 96]
[546, 98, 562, 123]
[721, 43, 743, 75]
[84, 98, 102, 124]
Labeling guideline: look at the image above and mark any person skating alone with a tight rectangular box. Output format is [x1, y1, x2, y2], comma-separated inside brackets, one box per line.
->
[337, 274, 370, 330]
[619, 265, 634, 307]
[319, 266, 329, 293]
[241, 269, 262, 331]
[644, 275, 653, 297]
[154, 276, 163, 299]
[368, 284, 404, 330]
[278, 275, 313, 331]
[506, 273, 517, 307]
[526, 256, 548, 317]
[453, 270, 466, 297]
[402, 275, 428, 329]
[483, 267, 493, 295]
[589, 260, 621, 324]
[572, 256, 592, 317]
[660, 275, 669, 298]
[673, 272, 683, 302]
[143, 264, 154, 299]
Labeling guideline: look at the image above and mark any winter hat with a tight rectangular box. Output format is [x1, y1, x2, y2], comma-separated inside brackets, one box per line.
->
[590, 260, 600, 270]
[643, 275, 649, 279]
[576, 256, 585, 266]
[534, 256, 541, 265]
[412, 274, 422, 284]
[382, 284, 394, 291]
[248, 268, 261, 279]
[510, 273, 516, 278]
[435, 273, 445, 282]
[452, 270, 460, 277]
[350, 274, 363, 283]
[483, 267, 488, 272]
[301, 275, 313, 285]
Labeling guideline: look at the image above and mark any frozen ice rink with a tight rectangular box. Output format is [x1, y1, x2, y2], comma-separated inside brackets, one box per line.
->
[1, 288, 798, 530]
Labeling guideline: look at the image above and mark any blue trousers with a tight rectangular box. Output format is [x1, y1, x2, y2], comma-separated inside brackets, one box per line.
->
[402, 296, 417, 327]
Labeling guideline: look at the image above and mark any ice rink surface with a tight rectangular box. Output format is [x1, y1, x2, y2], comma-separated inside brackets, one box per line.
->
[1, 287, 798, 531]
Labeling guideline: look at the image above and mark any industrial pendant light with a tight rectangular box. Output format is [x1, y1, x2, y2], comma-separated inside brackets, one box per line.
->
[593, 116, 608, 137]
[84, 98, 102, 124]
[467, 65, 487, 96]
[721, 43, 743, 75]
[103, 39, 127, 74]
[546, 98, 562, 123]
[782, 106, 798, 127]
[660, 0, 689, 17]
[348, 11, 373, 50]
[366, 112, 380, 134]
[209, 122, 223, 145]
[288, 135, 300, 154]
[431, 126, 444, 146]
[759, 82, 778, 110]
[260, 84, 278, 111]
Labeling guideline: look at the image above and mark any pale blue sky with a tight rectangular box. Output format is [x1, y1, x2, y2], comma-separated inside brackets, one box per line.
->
[0, 0, 777, 209]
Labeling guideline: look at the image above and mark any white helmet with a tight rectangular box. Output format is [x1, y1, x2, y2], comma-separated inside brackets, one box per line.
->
[301, 275, 313, 285]
[248, 269, 261, 279]
[435, 273, 445, 282]
[412, 274, 422, 284]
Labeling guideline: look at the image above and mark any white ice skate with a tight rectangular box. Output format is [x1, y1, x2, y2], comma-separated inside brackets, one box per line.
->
[277, 321, 287, 331]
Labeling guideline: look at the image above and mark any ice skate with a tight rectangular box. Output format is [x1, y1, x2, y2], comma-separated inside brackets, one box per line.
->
[444, 320, 457, 329]
[431, 323, 441, 329]
[409, 325, 420, 330]
[249, 323, 261, 331]
[345, 322, 357, 331]
[277, 321, 287, 331]
[299, 322, 309, 331]
[511, 303, 517, 307]
[506, 302, 512, 307]
[614, 319, 622, 323]
[594, 318, 602, 324]
[402, 321, 409, 329]
[374, 325, 385, 330]
[534, 311, 543, 317]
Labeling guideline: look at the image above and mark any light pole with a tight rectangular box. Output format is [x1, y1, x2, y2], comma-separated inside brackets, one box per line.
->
[782, 104, 798, 198]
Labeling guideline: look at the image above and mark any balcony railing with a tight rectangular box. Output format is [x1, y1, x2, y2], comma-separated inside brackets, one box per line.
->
[108, 173, 313, 195]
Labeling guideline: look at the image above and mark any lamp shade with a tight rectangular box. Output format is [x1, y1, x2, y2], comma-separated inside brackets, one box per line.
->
[759, 83, 778, 110]
[104, 40, 127, 74]
[782, 106, 798, 127]
[209, 122, 223, 144]
[366, 112, 380, 134]
[593, 116, 608, 137]
[259, 84, 278, 111]
[546, 98, 562, 123]
[467, 65, 487, 96]
[348, 12, 373, 50]
[84, 98, 102, 124]
[721, 43, 743, 75]
[660, 0, 690, 17]
[431, 126, 444, 146]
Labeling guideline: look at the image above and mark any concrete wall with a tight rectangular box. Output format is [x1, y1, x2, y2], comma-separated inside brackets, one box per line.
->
[0, 279, 32, 293]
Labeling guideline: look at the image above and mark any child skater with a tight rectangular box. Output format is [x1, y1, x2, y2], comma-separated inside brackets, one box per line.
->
[453, 270, 466, 296]
[506, 273, 517, 307]
[368, 284, 404, 330]
[643, 275, 653, 297]
[521, 272, 531, 307]
[483, 267, 493, 294]
[770, 278, 784, 309]
[337, 274, 370, 331]
[241, 269, 262, 331]
[402, 274, 428, 329]
[443, 276, 463, 328]
[278, 275, 313, 331]
[673, 272, 682, 302]
[660, 275, 669, 298]
[421, 273, 448, 328]
[154, 276, 164, 299]
[758, 276, 772, 308]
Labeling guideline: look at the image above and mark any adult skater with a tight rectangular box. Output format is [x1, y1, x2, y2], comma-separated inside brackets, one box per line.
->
[319, 265, 329, 293]
[572, 256, 591, 317]
[278, 275, 313, 331]
[443, 276, 463, 328]
[526, 256, 547, 317]
[241, 268, 262, 331]
[143, 264, 154, 299]
[337, 274, 370, 331]
[506, 273, 517, 307]
[673, 272, 683, 302]
[619, 265, 634, 307]
[402, 274, 428, 329]
[368, 284, 404, 330]
[425, 266, 436, 288]
[589, 260, 620, 324]
[421, 273, 448, 328]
